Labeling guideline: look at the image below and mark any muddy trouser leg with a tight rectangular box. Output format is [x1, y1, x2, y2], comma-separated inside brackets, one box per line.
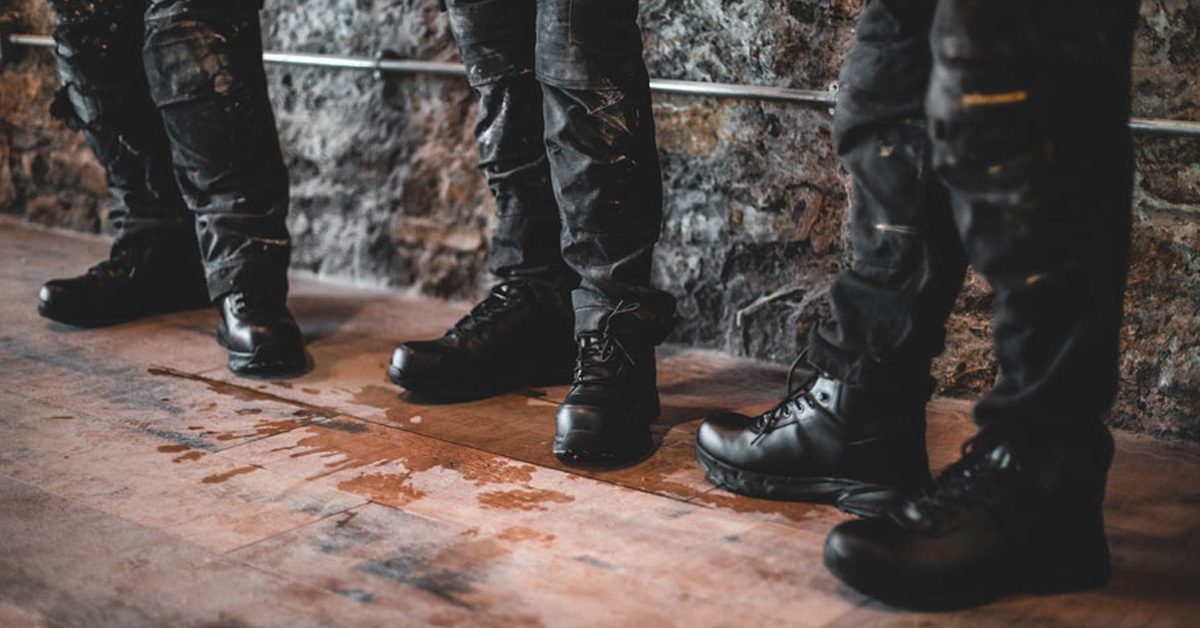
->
[46, 0, 196, 252]
[925, 0, 1138, 444]
[926, 0, 1142, 441]
[445, 0, 574, 291]
[536, 0, 676, 340]
[142, 0, 291, 301]
[807, 0, 967, 399]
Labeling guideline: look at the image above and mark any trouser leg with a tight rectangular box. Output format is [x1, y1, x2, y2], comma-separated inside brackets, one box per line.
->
[142, 0, 291, 300]
[445, 0, 574, 291]
[928, 0, 1139, 438]
[47, 0, 193, 246]
[537, 0, 676, 340]
[807, 0, 967, 398]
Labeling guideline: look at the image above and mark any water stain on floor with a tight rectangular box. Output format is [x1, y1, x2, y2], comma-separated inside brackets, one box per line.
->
[338, 472, 429, 508]
[477, 488, 575, 512]
[350, 384, 411, 423]
[172, 450, 205, 463]
[201, 465, 262, 484]
[496, 527, 555, 547]
[147, 366, 341, 420]
[453, 459, 538, 488]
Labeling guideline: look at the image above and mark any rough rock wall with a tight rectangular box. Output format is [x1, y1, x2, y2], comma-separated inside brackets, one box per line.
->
[1, 0, 1198, 439]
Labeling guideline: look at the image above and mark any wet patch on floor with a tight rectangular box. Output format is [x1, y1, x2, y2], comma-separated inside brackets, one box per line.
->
[476, 488, 575, 512]
[337, 472, 429, 508]
[201, 465, 263, 484]
[496, 527, 555, 547]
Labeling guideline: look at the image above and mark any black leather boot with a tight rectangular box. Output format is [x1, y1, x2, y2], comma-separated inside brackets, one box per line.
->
[216, 292, 306, 378]
[824, 428, 1114, 610]
[694, 358, 930, 517]
[388, 280, 576, 401]
[38, 236, 209, 328]
[554, 305, 659, 466]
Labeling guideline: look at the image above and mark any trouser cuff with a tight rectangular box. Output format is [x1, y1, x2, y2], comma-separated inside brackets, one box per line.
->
[573, 290, 678, 345]
[806, 331, 936, 401]
[205, 258, 289, 303]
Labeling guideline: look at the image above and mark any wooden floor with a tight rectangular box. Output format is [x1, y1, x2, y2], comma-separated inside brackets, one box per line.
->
[1, 220, 1198, 627]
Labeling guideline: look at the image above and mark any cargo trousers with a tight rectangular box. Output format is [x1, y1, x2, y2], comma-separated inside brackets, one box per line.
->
[808, 0, 1139, 440]
[444, 0, 676, 340]
[48, 0, 292, 300]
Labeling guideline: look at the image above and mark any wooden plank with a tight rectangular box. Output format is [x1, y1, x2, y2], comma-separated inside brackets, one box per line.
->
[0, 473, 461, 626]
[0, 388, 367, 554]
[4, 221, 1200, 626]
[213, 420, 846, 626]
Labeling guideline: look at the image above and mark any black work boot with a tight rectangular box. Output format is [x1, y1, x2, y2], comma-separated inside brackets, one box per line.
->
[824, 428, 1114, 610]
[554, 304, 659, 466]
[694, 358, 930, 517]
[216, 292, 307, 378]
[37, 236, 209, 327]
[388, 280, 576, 401]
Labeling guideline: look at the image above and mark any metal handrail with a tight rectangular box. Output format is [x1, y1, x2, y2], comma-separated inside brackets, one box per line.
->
[5, 32, 1198, 137]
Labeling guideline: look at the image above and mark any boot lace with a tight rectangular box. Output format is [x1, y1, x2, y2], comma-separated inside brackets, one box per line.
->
[449, 281, 529, 337]
[225, 291, 283, 317]
[902, 436, 1009, 525]
[85, 246, 139, 280]
[574, 301, 640, 383]
[751, 349, 820, 444]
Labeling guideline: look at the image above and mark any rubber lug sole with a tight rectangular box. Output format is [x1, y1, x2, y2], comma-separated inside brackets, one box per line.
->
[553, 425, 654, 466]
[553, 400, 658, 466]
[37, 293, 209, 328]
[823, 542, 1111, 611]
[694, 442, 904, 517]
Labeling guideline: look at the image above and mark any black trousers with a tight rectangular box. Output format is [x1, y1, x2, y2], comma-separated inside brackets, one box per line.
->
[808, 0, 1139, 438]
[444, 0, 676, 340]
[48, 0, 292, 300]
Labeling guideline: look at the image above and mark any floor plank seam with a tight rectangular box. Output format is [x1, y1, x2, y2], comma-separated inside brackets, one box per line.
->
[217, 501, 370, 558]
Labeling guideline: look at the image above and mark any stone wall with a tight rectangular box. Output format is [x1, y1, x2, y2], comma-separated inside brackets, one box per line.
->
[2, 0, 1198, 440]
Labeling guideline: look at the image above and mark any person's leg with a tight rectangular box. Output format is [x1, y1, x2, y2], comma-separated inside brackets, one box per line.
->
[389, 0, 578, 401]
[695, 0, 957, 516]
[825, 0, 1139, 608]
[38, 0, 208, 327]
[536, 0, 677, 464]
[142, 0, 304, 377]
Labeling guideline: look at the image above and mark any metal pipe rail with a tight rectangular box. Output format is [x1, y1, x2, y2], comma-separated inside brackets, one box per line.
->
[5, 32, 1199, 138]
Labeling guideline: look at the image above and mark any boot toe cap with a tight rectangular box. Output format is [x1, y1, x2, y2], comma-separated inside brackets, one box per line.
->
[695, 411, 756, 461]
[555, 401, 608, 435]
[389, 341, 450, 378]
[37, 280, 108, 325]
[824, 518, 902, 580]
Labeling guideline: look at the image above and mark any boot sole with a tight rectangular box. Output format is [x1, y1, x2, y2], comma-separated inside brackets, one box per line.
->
[387, 364, 571, 403]
[694, 442, 903, 516]
[37, 294, 209, 328]
[553, 401, 658, 466]
[223, 343, 308, 380]
[823, 540, 1111, 611]
[553, 426, 654, 466]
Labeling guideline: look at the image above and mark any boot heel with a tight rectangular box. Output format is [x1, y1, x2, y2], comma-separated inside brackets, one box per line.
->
[1027, 506, 1111, 594]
